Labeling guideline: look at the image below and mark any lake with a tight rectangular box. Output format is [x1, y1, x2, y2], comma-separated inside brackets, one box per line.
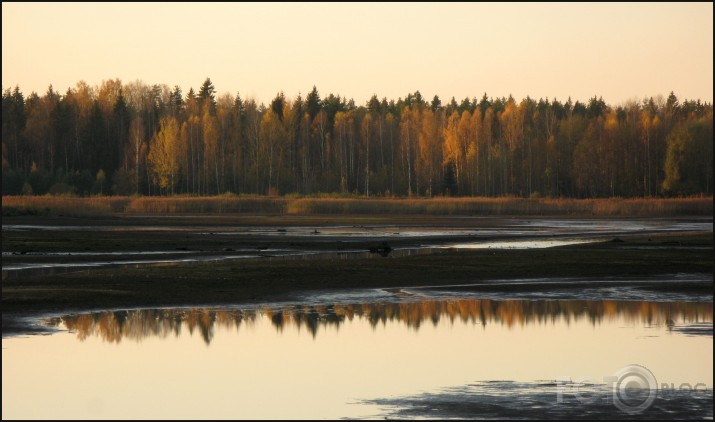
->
[3, 294, 712, 419]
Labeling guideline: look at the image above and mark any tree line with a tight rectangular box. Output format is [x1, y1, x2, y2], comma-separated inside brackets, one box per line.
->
[2, 78, 712, 198]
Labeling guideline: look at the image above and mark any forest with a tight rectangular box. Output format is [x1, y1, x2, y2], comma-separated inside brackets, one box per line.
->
[2, 78, 712, 198]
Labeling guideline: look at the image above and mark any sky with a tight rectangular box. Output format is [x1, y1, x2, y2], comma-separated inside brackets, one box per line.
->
[2, 2, 713, 106]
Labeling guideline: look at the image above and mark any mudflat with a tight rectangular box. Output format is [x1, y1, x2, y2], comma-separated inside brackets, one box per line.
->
[2, 214, 712, 334]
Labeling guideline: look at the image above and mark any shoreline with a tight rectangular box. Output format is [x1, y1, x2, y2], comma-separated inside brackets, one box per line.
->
[4, 270, 713, 338]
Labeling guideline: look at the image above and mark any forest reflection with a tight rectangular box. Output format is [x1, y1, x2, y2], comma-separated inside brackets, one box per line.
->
[50, 299, 713, 345]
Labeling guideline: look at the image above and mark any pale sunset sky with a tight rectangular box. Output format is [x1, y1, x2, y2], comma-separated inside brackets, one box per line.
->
[2, 2, 713, 106]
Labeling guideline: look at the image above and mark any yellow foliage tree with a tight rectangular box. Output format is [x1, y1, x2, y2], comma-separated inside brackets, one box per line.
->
[148, 116, 180, 194]
[442, 111, 461, 193]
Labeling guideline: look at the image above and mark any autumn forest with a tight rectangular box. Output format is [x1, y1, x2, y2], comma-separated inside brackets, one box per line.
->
[2, 78, 712, 198]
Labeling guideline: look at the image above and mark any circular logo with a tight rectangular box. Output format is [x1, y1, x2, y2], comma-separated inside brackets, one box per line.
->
[611, 364, 658, 413]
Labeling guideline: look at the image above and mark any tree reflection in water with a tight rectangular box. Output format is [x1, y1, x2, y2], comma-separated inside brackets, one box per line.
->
[47, 299, 713, 345]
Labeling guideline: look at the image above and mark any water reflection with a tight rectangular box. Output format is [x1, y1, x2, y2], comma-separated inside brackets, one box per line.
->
[50, 299, 713, 345]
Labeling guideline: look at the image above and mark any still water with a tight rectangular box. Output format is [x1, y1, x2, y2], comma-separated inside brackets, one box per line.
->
[3, 297, 712, 419]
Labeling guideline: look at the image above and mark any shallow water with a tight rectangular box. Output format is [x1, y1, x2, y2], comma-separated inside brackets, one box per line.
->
[404, 272, 714, 302]
[3, 296, 712, 419]
[445, 238, 600, 249]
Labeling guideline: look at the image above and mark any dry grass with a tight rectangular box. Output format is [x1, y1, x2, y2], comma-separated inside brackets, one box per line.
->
[2, 195, 712, 217]
[122, 195, 285, 214]
[2, 196, 131, 217]
[285, 196, 713, 216]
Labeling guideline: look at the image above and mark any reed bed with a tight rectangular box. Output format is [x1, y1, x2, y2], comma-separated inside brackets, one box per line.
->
[285, 196, 713, 216]
[2, 195, 712, 217]
[122, 195, 285, 214]
[2, 196, 131, 217]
